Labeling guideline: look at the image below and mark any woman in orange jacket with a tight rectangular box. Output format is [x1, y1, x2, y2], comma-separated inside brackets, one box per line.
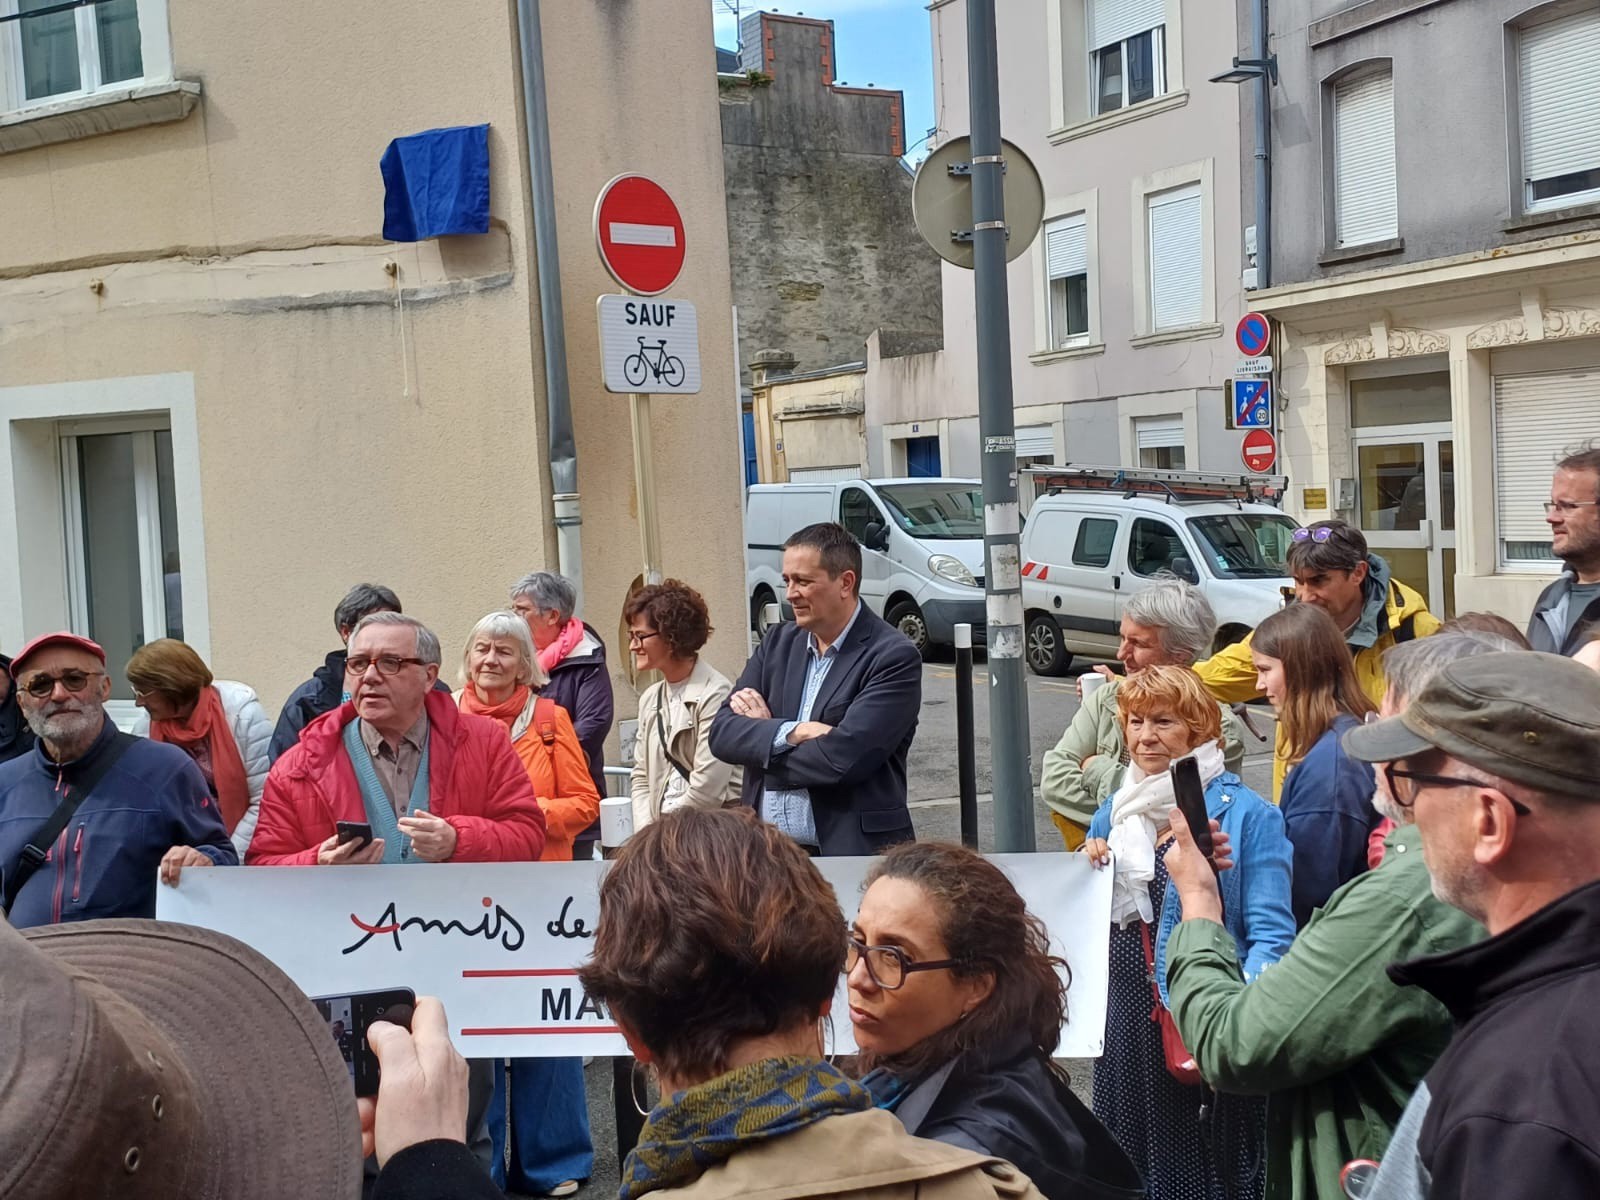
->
[455, 610, 600, 862]
[455, 608, 601, 1196]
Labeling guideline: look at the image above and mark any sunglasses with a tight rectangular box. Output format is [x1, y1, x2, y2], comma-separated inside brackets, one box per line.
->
[1381, 763, 1533, 816]
[18, 669, 105, 699]
[1291, 526, 1336, 543]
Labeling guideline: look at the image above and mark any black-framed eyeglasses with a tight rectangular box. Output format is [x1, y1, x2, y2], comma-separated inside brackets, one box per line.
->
[1382, 763, 1532, 815]
[345, 655, 428, 677]
[845, 935, 965, 991]
[626, 630, 660, 646]
[18, 669, 105, 699]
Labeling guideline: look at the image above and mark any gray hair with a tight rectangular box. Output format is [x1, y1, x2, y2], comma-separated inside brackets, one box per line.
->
[1121, 578, 1218, 665]
[1382, 631, 1523, 708]
[349, 611, 442, 667]
[509, 571, 577, 623]
[460, 611, 546, 690]
[334, 583, 401, 637]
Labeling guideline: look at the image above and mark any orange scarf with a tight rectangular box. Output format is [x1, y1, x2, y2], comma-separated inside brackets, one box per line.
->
[150, 686, 250, 833]
[458, 683, 532, 730]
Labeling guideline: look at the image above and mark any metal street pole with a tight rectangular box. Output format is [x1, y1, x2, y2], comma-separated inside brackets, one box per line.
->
[966, 0, 1034, 852]
[629, 391, 664, 586]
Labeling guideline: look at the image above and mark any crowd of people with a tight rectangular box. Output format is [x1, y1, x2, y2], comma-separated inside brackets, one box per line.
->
[4, 449, 1600, 1200]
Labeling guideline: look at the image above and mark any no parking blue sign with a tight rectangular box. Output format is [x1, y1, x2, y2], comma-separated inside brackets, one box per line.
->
[1236, 311, 1271, 357]
[1233, 378, 1272, 427]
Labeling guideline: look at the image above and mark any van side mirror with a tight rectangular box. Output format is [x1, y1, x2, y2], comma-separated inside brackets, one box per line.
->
[862, 520, 890, 552]
[1170, 556, 1200, 585]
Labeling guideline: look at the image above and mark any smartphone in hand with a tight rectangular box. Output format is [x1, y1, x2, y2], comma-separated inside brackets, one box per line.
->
[312, 987, 415, 1096]
[335, 821, 374, 850]
[1170, 756, 1214, 861]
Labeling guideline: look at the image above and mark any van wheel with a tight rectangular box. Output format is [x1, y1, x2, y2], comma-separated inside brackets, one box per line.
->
[1026, 614, 1071, 676]
[751, 587, 778, 641]
[886, 599, 932, 659]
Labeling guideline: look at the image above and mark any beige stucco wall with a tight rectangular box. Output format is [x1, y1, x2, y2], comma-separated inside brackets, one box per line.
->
[756, 370, 867, 479]
[0, 0, 745, 732]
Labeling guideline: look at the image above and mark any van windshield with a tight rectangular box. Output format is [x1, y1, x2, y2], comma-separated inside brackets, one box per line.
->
[1186, 513, 1300, 579]
[876, 483, 985, 540]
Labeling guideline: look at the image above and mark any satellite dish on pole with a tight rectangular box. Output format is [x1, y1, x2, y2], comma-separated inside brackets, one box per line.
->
[911, 136, 1045, 269]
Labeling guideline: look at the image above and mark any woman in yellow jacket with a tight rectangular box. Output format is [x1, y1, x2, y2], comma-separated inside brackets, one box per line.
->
[455, 609, 599, 1196]
[1195, 520, 1439, 798]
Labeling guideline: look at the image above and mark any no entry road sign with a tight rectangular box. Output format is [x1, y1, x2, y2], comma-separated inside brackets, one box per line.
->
[1236, 312, 1272, 357]
[594, 175, 686, 296]
[1241, 428, 1277, 474]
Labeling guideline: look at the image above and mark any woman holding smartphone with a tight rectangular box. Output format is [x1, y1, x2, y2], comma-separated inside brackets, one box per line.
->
[1249, 604, 1379, 927]
[1081, 665, 1295, 1200]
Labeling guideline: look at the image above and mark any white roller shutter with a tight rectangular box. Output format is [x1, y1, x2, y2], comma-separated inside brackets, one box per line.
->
[1015, 425, 1055, 457]
[1136, 415, 1184, 450]
[1148, 184, 1203, 331]
[1334, 69, 1398, 246]
[1520, 8, 1600, 196]
[1045, 215, 1087, 281]
[1088, 0, 1165, 50]
[1493, 370, 1600, 568]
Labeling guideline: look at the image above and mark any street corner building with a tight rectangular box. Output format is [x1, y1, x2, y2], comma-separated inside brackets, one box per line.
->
[0, 0, 748, 730]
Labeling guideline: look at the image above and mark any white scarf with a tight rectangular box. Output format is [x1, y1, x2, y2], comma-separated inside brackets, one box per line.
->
[1106, 740, 1227, 928]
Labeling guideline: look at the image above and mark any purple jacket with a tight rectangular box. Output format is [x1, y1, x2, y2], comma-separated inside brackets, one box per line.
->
[540, 623, 613, 841]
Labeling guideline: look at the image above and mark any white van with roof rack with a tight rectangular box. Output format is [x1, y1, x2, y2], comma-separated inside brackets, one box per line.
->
[1018, 465, 1300, 676]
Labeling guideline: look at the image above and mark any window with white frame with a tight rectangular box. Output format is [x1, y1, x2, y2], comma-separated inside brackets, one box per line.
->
[1147, 183, 1203, 331]
[1135, 414, 1186, 470]
[0, 0, 161, 113]
[1493, 370, 1600, 570]
[1043, 214, 1090, 348]
[1518, 7, 1600, 212]
[1087, 0, 1166, 115]
[1332, 67, 1398, 246]
[60, 419, 183, 701]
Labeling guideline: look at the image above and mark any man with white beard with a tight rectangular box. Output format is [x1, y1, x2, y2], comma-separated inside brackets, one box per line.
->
[1157, 633, 1506, 1200]
[0, 632, 234, 927]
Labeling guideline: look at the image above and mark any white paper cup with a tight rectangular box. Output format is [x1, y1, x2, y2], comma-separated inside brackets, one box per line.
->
[599, 795, 634, 848]
[1079, 672, 1108, 699]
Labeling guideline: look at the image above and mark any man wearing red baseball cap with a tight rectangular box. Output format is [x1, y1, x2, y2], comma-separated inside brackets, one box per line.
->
[0, 631, 236, 927]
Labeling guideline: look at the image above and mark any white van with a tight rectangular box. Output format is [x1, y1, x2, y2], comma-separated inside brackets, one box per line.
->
[1018, 467, 1299, 675]
[745, 478, 985, 655]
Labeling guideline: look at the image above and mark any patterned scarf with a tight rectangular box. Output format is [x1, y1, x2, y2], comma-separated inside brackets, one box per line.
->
[619, 1056, 871, 1200]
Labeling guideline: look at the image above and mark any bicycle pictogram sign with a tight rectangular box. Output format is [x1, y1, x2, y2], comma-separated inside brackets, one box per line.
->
[623, 338, 686, 389]
[597, 295, 702, 395]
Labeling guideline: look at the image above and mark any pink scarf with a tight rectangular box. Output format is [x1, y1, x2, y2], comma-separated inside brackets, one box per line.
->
[537, 617, 587, 674]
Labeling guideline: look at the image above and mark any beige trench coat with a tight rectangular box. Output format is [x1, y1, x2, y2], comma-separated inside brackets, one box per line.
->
[630, 657, 742, 829]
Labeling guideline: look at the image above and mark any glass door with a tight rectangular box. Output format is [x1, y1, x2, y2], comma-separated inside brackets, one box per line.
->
[1352, 430, 1456, 617]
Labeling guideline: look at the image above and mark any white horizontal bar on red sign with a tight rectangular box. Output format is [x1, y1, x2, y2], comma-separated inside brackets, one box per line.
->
[608, 222, 677, 247]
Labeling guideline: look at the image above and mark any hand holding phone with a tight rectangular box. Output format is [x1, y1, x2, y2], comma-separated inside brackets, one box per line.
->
[314, 988, 416, 1096]
[336, 820, 374, 849]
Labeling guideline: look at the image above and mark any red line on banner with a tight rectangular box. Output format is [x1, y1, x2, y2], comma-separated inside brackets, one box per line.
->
[461, 968, 579, 978]
[459, 1026, 621, 1036]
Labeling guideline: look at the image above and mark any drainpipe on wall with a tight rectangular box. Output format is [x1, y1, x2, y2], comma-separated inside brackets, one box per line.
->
[514, 0, 584, 612]
[1251, 0, 1272, 288]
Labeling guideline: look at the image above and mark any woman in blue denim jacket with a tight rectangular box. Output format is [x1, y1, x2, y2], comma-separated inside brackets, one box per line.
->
[1082, 665, 1295, 1200]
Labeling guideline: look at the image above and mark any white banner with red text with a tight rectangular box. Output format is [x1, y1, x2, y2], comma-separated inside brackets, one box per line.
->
[156, 853, 1112, 1059]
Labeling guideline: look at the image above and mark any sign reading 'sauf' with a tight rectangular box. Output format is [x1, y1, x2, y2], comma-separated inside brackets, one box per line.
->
[597, 294, 702, 395]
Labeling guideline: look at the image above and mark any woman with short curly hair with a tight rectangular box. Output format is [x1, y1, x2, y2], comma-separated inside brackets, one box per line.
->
[624, 580, 740, 828]
[848, 842, 1142, 1200]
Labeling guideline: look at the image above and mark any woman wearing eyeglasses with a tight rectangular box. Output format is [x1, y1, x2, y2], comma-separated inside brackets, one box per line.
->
[1081, 665, 1295, 1200]
[625, 580, 741, 831]
[1249, 604, 1378, 927]
[127, 638, 273, 859]
[848, 842, 1143, 1200]
[570, 807, 1050, 1200]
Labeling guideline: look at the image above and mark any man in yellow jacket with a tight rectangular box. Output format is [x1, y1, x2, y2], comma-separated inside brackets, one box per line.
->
[1195, 519, 1440, 798]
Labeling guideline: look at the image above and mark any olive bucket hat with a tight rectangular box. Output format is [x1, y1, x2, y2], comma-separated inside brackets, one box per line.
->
[0, 915, 362, 1199]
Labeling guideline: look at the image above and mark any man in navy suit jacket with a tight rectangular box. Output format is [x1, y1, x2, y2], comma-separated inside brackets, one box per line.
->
[709, 523, 922, 856]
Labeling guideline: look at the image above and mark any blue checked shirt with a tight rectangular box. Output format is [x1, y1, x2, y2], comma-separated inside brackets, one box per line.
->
[763, 602, 863, 849]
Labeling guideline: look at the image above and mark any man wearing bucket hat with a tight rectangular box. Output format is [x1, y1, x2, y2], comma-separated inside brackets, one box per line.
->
[0, 632, 236, 927]
[1341, 651, 1600, 1200]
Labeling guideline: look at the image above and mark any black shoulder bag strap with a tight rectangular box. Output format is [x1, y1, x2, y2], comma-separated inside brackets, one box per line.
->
[2, 731, 135, 917]
[654, 693, 692, 782]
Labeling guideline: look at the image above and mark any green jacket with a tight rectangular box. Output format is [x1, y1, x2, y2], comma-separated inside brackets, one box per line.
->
[1039, 675, 1251, 835]
[1164, 825, 1483, 1200]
